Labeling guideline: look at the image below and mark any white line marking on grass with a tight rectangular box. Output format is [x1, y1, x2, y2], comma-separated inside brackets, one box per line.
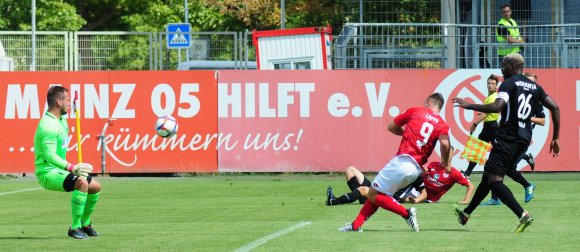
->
[235, 221, 311, 252]
[0, 188, 42, 196]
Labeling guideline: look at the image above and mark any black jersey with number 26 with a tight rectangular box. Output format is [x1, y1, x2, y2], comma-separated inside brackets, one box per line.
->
[495, 74, 547, 144]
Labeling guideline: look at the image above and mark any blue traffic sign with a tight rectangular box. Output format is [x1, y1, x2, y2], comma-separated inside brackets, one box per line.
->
[166, 23, 191, 49]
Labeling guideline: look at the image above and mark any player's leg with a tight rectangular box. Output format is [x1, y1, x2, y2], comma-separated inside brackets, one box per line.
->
[462, 171, 491, 215]
[458, 138, 509, 222]
[351, 168, 371, 204]
[507, 152, 535, 203]
[81, 177, 101, 236]
[357, 181, 370, 204]
[480, 182, 502, 206]
[367, 187, 409, 218]
[339, 199, 379, 232]
[486, 140, 533, 231]
[37, 169, 89, 239]
[487, 171, 533, 232]
[480, 192, 502, 206]
[339, 167, 378, 231]
[71, 176, 89, 231]
[328, 166, 366, 206]
[484, 149, 531, 206]
[344, 166, 360, 184]
[464, 161, 477, 177]
[522, 152, 535, 171]
[370, 155, 421, 231]
[507, 169, 535, 203]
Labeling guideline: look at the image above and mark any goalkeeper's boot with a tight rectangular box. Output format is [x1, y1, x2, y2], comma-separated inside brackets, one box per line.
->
[325, 186, 335, 206]
[405, 207, 420, 232]
[338, 223, 362, 232]
[68, 227, 88, 239]
[480, 198, 502, 206]
[82, 223, 99, 237]
[524, 184, 535, 203]
[452, 204, 470, 225]
[513, 211, 533, 233]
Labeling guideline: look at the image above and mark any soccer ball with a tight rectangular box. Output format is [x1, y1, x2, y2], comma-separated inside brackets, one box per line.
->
[155, 115, 178, 138]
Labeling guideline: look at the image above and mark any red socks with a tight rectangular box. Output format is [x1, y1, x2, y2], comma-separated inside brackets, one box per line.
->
[373, 193, 409, 218]
[351, 193, 410, 230]
[352, 200, 379, 230]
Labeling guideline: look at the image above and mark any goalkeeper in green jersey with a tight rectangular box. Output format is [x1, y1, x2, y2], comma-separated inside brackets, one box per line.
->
[34, 86, 101, 239]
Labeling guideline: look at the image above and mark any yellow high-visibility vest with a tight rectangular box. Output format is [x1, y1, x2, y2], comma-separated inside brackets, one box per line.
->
[496, 18, 521, 56]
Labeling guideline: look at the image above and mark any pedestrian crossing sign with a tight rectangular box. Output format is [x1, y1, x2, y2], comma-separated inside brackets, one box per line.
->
[166, 23, 191, 49]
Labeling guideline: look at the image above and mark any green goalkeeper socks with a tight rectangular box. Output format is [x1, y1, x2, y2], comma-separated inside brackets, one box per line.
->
[81, 192, 100, 226]
[71, 190, 88, 229]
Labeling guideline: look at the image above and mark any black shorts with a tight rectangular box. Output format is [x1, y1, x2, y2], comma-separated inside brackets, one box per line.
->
[478, 121, 498, 143]
[63, 173, 93, 192]
[485, 138, 528, 177]
[347, 176, 371, 191]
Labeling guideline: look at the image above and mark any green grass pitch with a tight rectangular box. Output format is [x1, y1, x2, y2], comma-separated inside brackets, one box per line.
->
[0, 173, 579, 251]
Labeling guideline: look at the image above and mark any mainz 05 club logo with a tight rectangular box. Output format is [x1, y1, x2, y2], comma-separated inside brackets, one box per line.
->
[434, 70, 550, 171]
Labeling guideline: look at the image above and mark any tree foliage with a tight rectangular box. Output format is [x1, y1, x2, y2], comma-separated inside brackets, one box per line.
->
[0, 0, 85, 31]
[285, 0, 342, 30]
[0, 0, 347, 32]
[204, 0, 280, 30]
[0, 0, 441, 70]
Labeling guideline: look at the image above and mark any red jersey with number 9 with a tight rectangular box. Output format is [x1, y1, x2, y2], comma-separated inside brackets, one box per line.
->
[393, 107, 449, 166]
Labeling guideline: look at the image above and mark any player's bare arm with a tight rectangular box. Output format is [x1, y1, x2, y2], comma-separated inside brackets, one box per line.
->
[438, 135, 451, 173]
[452, 97, 506, 113]
[470, 112, 487, 133]
[387, 122, 404, 136]
[531, 117, 545, 126]
[542, 95, 560, 156]
[412, 189, 428, 204]
[458, 182, 475, 205]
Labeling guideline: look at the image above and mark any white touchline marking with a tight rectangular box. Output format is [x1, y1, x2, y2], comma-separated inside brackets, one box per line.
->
[0, 188, 42, 196]
[235, 221, 312, 252]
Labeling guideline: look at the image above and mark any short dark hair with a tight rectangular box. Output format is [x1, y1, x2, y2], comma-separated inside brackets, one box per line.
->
[487, 74, 499, 84]
[500, 4, 511, 10]
[427, 92, 445, 110]
[47, 86, 68, 108]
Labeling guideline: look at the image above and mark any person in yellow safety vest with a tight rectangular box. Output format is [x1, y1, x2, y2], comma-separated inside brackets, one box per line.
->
[496, 4, 524, 64]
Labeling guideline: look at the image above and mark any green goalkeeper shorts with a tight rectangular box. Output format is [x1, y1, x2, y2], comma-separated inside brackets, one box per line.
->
[36, 168, 72, 192]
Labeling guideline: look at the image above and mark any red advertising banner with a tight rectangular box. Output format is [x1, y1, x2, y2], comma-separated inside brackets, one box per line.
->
[1, 69, 578, 173]
[0, 71, 218, 173]
[217, 69, 579, 172]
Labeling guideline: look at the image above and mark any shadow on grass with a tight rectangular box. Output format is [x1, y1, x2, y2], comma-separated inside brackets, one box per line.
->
[421, 228, 469, 232]
[360, 228, 468, 232]
[0, 236, 54, 240]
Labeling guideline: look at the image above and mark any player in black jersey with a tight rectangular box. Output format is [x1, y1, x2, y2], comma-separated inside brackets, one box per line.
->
[451, 53, 560, 233]
[481, 72, 543, 206]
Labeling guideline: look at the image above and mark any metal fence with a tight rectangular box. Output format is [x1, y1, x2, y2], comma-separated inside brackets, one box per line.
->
[0, 31, 69, 70]
[0, 31, 247, 71]
[341, 0, 440, 24]
[334, 23, 580, 69]
[75, 32, 154, 71]
[1, 25, 579, 71]
[343, 0, 578, 25]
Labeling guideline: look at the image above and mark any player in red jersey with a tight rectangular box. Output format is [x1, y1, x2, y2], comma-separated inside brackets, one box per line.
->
[339, 93, 451, 232]
[421, 147, 474, 204]
[327, 146, 473, 205]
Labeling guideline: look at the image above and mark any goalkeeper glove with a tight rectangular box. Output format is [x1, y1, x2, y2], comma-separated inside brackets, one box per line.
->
[66, 163, 93, 177]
